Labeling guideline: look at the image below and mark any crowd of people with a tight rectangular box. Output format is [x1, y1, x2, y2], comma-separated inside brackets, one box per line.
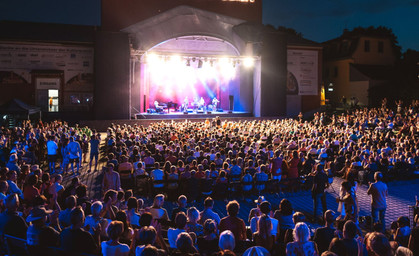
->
[0, 100, 419, 255]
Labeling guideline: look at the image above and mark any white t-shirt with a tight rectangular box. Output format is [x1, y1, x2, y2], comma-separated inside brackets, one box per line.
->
[101, 241, 130, 256]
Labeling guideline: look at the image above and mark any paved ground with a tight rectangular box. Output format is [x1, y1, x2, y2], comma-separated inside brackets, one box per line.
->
[62, 135, 418, 233]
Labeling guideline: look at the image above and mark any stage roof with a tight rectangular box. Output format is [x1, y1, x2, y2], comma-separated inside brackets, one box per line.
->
[122, 5, 247, 55]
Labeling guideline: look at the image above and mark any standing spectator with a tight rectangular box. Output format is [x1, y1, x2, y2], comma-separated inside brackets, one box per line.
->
[286, 222, 319, 256]
[311, 164, 329, 222]
[66, 137, 82, 175]
[313, 210, 336, 254]
[219, 200, 247, 241]
[46, 136, 58, 173]
[89, 134, 100, 172]
[367, 172, 388, 232]
[102, 163, 121, 193]
[101, 220, 130, 256]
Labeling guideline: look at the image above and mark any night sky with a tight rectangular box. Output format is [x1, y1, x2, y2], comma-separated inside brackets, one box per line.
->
[0, 0, 418, 51]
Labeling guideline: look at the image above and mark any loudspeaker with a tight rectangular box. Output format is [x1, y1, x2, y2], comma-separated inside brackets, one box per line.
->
[207, 111, 212, 114]
[143, 95, 146, 112]
[229, 95, 234, 111]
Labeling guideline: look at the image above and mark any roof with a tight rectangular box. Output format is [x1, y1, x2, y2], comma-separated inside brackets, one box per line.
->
[0, 20, 96, 44]
[122, 5, 247, 53]
[0, 98, 41, 115]
[350, 63, 394, 81]
[286, 34, 322, 48]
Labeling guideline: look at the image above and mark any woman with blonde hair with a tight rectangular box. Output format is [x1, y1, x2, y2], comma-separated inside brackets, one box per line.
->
[286, 222, 319, 256]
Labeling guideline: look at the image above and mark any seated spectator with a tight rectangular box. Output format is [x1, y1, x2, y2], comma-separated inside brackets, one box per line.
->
[131, 226, 166, 256]
[408, 214, 419, 255]
[328, 237, 346, 256]
[366, 232, 392, 256]
[219, 230, 236, 251]
[149, 194, 169, 222]
[171, 195, 188, 223]
[102, 163, 121, 193]
[23, 174, 40, 205]
[84, 201, 110, 239]
[395, 216, 411, 247]
[6, 170, 23, 199]
[251, 201, 278, 238]
[168, 212, 187, 248]
[197, 219, 219, 256]
[284, 212, 306, 244]
[101, 220, 130, 256]
[59, 195, 76, 228]
[253, 215, 275, 252]
[242, 246, 271, 256]
[173, 232, 199, 255]
[26, 206, 60, 254]
[341, 220, 360, 256]
[313, 210, 336, 254]
[0, 194, 27, 239]
[219, 200, 247, 241]
[186, 207, 204, 236]
[200, 197, 221, 226]
[60, 206, 99, 254]
[126, 197, 141, 228]
[286, 222, 319, 256]
[274, 198, 294, 242]
[115, 210, 134, 244]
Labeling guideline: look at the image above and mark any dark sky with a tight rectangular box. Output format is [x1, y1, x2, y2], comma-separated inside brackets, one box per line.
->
[0, 0, 418, 51]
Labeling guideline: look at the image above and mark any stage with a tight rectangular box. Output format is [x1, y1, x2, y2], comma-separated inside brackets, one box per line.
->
[134, 110, 251, 120]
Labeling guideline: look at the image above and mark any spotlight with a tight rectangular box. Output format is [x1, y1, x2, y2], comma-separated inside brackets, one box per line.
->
[146, 53, 159, 65]
[198, 59, 203, 68]
[210, 60, 214, 67]
[186, 59, 191, 66]
[243, 57, 254, 68]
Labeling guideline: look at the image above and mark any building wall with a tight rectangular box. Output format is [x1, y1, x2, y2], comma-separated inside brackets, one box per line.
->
[323, 58, 354, 103]
[94, 31, 130, 119]
[349, 81, 369, 106]
[352, 37, 396, 65]
[102, 0, 262, 31]
[0, 42, 94, 111]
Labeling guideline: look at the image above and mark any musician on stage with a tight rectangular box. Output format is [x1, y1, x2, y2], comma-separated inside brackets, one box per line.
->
[182, 97, 189, 112]
[212, 97, 219, 111]
[199, 97, 205, 111]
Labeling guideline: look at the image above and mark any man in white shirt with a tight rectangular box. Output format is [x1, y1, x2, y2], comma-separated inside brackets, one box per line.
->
[46, 136, 59, 174]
